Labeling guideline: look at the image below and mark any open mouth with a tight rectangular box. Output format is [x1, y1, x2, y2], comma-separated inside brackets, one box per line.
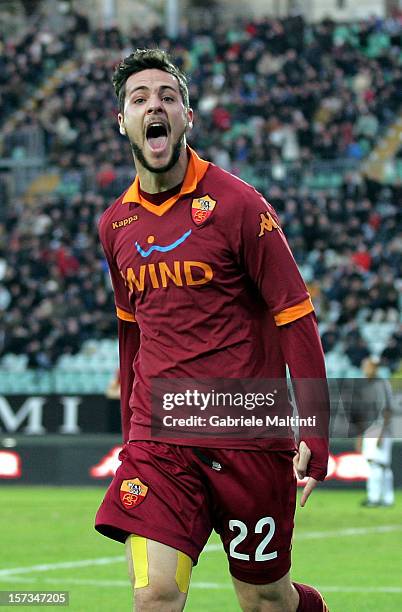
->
[146, 123, 168, 152]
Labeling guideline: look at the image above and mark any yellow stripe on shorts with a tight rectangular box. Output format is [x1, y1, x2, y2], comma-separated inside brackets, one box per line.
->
[130, 535, 149, 588]
[175, 551, 192, 593]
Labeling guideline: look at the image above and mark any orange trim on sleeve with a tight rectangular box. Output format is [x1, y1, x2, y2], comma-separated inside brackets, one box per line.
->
[274, 297, 314, 326]
[116, 307, 136, 323]
[122, 147, 210, 216]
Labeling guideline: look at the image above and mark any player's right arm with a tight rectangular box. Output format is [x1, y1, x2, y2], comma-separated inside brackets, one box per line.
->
[118, 318, 140, 443]
[99, 210, 139, 443]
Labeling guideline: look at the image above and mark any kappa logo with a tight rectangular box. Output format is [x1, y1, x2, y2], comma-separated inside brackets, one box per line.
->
[191, 194, 216, 225]
[135, 230, 192, 258]
[258, 211, 280, 237]
[120, 478, 148, 509]
[112, 215, 138, 230]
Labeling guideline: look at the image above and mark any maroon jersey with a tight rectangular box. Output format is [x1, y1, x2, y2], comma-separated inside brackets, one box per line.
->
[99, 147, 324, 455]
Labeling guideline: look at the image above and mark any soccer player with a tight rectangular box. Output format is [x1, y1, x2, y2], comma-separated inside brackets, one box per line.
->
[95, 49, 330, 612]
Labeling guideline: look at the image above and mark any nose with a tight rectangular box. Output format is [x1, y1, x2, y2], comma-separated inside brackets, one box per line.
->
[146, 94, 163, 114]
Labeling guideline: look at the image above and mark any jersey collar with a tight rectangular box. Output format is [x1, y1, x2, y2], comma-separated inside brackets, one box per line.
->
[122, 147, 210, 217]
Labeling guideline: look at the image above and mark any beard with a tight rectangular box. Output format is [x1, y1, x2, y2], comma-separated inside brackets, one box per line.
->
[129, 128, 186, 174]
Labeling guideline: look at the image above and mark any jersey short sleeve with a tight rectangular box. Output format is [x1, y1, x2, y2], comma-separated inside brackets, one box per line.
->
[99, 211, 135, 323]
[239, 189, 313, 326]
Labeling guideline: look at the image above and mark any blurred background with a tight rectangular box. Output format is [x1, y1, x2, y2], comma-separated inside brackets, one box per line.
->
[0, 2, 401, 611]
[0, 0, 401, 480]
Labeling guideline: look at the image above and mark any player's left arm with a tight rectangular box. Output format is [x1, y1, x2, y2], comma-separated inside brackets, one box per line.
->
[238, 190, 329, 504]
[278, 312, 330, 506]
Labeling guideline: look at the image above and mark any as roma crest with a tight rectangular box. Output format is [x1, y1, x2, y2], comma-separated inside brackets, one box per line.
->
[191, 195, 216, 225]
[120, 478, 148, 509]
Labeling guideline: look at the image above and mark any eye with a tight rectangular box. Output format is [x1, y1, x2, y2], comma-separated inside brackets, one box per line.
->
[162, 96, 174, 102]
[133, 97, 145, 104]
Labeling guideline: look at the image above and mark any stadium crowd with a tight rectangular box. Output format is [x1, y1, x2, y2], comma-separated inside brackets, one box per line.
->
[0, 9, 401, 374]
[1, 12, 402, 169]
[0, 7, 89, 125]
[0, 174, 400, 372]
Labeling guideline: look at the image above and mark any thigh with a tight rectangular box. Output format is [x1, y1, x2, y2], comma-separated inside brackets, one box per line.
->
[95, 441, 213, 564]
[126, 536, 192, 610]
[208, 449, 297, 584]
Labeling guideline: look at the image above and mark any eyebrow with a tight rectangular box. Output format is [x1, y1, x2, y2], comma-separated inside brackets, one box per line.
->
[127, 84, 179, 96]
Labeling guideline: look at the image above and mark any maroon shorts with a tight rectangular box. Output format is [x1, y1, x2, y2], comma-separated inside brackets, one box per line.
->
[95, 441, 297, 584]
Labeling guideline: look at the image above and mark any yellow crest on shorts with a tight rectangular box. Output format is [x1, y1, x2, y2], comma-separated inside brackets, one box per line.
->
[120, 478, 148, 509]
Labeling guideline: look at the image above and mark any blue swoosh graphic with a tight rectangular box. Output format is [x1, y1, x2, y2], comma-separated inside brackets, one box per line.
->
[135, 229, 192, 258]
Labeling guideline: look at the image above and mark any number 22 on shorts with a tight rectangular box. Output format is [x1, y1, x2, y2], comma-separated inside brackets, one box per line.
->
[229, 517, 277, 561]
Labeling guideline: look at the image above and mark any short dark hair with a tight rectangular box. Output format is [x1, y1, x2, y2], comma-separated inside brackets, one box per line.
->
[112, 48, 189, 114]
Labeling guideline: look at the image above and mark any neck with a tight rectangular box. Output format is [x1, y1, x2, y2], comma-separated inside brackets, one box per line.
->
[134, 146, 189, 194]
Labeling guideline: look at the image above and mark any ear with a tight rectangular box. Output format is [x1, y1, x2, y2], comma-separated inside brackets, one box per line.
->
[186, 107, 194, 130]
[118, 112, 126, 135]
